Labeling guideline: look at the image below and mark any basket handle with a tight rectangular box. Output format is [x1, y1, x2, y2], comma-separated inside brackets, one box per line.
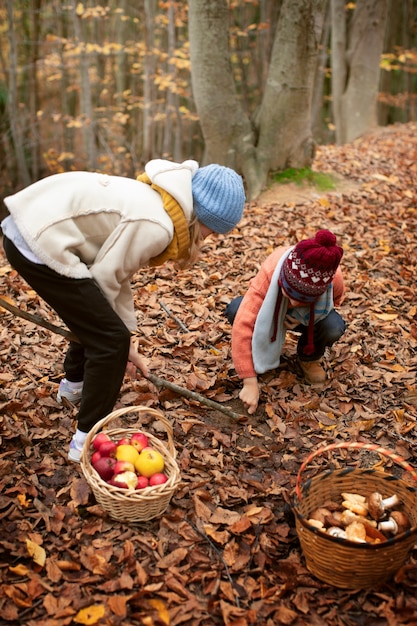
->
[295, 441, 417, 501]
[87, 405, 177, 458]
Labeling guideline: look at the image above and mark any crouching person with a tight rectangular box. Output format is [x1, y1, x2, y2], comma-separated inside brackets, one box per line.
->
[225, 230, 346, 415]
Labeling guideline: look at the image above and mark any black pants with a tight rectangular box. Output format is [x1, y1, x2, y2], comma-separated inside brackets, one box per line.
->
[225, 295, 346, 362]
[3, 236, 131, 433]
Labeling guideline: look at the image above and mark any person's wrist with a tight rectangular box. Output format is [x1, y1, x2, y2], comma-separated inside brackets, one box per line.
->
[243, 376, 258, 387]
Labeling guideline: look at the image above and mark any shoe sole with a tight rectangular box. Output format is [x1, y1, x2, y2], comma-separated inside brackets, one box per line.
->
[57, 393, 82, 404]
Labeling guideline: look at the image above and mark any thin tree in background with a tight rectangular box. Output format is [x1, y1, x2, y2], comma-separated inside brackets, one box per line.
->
[142, 0, 157, 162]
[331, 0, 389, 144]
[70, 0, 97, 169]
[6, 0, 31, 187]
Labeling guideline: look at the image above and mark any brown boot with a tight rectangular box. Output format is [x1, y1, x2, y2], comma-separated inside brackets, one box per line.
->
[298, 359, 327, 383]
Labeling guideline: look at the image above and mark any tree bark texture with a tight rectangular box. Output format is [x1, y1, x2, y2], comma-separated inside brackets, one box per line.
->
[188, 0, 255, 170]
[188, 0, 327, 200]
[6, 0, 31, 187]
[331, 0, 389, 144]
[255, 0, 328, 176]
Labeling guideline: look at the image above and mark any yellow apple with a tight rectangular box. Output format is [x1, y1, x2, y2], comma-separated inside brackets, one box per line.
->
[115, 444, 140, 465]
[134, 448, 165, 477]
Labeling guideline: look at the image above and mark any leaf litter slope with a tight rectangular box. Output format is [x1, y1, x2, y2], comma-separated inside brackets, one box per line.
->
[0, 122, 417, 625]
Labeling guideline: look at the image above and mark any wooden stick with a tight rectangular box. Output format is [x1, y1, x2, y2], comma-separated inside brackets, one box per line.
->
[0, 296, 78, 341]
[0, 296, 246, 421]
[147, 373, 245, 422]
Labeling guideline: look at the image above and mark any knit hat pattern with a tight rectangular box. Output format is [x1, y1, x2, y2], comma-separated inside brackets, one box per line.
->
[281, 230, 343, 303]
[192, 164, 245, 234]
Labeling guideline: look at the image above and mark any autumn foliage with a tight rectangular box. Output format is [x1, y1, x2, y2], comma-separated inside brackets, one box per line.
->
[1, 123, 417, 624]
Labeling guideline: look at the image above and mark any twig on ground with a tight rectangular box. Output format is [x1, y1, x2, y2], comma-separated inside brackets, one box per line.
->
[159, 300, 189, 333]
[0, 296, 78, 341]
[158, 299, 221, 354]
[1, 296, 245, 422]
[147, 372, 245, 422]
[186, 518, 241, 607]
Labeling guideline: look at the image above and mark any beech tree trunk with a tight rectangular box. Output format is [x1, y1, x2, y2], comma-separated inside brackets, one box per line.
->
[6, 0, 31, 187]
[331, 0, 389, 144]
[188, 0, 327, 200]
[188, 0, 254, 170]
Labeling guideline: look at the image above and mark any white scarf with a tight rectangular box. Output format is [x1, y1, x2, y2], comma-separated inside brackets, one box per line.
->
[252, 249, 334, 374]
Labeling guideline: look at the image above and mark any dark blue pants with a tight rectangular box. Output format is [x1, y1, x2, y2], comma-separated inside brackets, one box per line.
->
[3, 236, 131, 433]
[225, 295, 346, 362]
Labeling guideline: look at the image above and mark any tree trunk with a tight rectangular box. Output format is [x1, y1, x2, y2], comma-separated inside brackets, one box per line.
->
[255, 0, 327, 176]
[188, 0, 327, 200]
[28, 0, 42, 180]
[142, 0, 158, 164]
[188, 0, 255, 170]
[71, 0, 97, 169]
[331, 0, 389, 144]
[6, 0, 31, 188]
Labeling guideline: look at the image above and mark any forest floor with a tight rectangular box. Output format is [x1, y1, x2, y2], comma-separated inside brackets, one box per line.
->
[1, 122, 417, 625]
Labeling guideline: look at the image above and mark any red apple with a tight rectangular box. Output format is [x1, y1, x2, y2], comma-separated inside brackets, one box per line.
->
[134, 447, 165, 478]
[98, 439, 117, 457]
[130, 431, 149, 452]
[117, 437, 131, 446]
[136, 475, 149, 489]
[92, 456, 116, 481]
[149, 472, 168, 486]
[92, 432, 111, 451]
[110, 470, 138, 489]
[91, 450, 102, 465]
[113, 460, 135, 474]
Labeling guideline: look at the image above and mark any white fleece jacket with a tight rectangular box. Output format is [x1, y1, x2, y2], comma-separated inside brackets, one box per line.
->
[2, 160, 199, 331]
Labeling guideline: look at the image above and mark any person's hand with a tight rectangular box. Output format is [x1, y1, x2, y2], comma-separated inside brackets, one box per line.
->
[284, 314, 299, 330]
[239, 377, 259, 414]
[126, 338, 149, 378]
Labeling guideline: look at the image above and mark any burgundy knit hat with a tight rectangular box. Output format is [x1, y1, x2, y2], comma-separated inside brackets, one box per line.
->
[271, 230, 343, 356]
[280, 230, 343, 303]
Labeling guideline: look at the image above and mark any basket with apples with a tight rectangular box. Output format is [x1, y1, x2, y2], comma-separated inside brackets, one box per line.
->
[80, 406, 181, 522]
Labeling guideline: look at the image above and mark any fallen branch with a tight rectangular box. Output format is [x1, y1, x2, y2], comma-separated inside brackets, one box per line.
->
[0, 296, 78, 341]
[0, 296, 245, 422]
[147, 373, 245, 422]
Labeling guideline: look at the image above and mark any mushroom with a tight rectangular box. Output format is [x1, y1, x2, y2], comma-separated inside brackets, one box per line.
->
[341, 492, 368, 517]
[340, 509, 377, 528]
[327, 526, 347, 539]
[322, 500, 344, 512]
[324, 510, 344, 528]
[309, 507, 334, 527]
[363, 524, 387, 543]
[307, 518, 325, 530]
[378, 511, 410, 536]
[345, 521, 367, 543]
[367, 492, 401, 521]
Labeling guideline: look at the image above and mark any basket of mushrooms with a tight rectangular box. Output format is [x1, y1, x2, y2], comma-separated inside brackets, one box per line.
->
[292, 441, 417, 589]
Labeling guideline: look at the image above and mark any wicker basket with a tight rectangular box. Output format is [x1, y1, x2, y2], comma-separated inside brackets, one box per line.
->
[80, 406, 181, 522]
[292, 442, 417, 589]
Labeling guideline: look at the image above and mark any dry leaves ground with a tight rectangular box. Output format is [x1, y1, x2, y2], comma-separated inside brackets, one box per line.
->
[1, 123, 417, 626]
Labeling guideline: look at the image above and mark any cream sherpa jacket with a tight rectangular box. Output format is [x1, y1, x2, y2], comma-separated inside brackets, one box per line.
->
[2, 159, 199, 331]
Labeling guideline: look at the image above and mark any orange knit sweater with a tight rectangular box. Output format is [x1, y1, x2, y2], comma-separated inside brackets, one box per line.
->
[231, 246, 345, 379]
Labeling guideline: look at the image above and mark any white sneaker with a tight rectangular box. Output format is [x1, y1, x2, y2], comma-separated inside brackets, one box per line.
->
[57, 379, 83, 404]
[68, 438, 82, 463]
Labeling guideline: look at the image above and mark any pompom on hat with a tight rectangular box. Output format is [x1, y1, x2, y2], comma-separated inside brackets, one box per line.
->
[280, 230, 343, 303]
[192, 164, 245, 234]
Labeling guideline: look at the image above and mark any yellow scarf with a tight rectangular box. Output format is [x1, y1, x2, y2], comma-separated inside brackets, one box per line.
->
[136, 172, 191, 266]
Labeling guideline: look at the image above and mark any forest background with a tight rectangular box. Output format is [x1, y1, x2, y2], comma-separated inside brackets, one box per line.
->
[1, 0, 416, 214]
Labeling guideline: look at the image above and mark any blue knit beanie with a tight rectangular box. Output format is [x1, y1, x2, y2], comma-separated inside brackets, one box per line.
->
[192, 164, 245, 234]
